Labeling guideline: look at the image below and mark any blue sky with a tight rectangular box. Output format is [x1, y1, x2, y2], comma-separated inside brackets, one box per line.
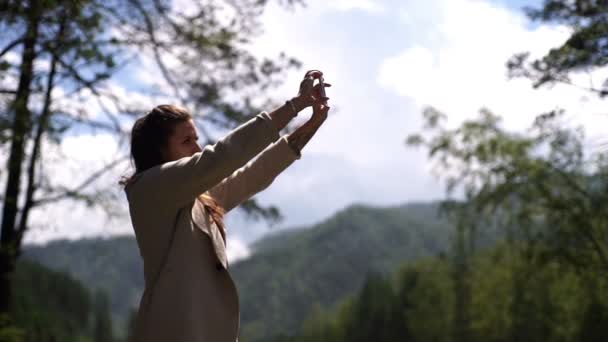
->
[21, 0, 608, 262]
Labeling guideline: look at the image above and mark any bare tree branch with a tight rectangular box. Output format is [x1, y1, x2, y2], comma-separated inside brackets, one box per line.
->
[53, 110, 124, 133]
[33, 155, 129, 206]
[0, 36, 24, 59]
[128, 0, 185, 103]
[56, 57, 105, 94]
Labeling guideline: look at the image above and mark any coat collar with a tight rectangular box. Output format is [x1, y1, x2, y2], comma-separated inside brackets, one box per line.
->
[190, 198, 229, 269]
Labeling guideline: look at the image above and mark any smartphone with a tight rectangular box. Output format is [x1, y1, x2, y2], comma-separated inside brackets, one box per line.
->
[318, 75, 327, 105]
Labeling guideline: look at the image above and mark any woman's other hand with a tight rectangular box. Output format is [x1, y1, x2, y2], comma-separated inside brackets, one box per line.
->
[311, 101, 330, 121]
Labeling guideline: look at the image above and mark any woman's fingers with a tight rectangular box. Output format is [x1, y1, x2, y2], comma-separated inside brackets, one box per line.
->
[300, 77, 313, 88]
[305, 70, 323, 79]
[300, 78, 330, 98]
[300, 70, 328, 90]
[301, 71, 323, 89]
[299, 75, 315, 92]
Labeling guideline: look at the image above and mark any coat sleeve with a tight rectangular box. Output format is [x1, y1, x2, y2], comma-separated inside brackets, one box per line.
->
[127, 112, 281, 209]
[207, 135, 301, 213]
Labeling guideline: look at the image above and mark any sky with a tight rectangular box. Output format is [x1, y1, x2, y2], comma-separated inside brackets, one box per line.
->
[15, 0, 608, 262]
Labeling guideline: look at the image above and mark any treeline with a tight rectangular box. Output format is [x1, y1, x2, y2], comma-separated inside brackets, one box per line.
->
[1, 260, 119, 342]
[272, 242, 608, 342]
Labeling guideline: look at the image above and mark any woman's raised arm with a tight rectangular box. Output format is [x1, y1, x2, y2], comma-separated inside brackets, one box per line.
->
[208, 92, 331, 213]
[126, 111, 282, 209]
[125, 70, 330, 210]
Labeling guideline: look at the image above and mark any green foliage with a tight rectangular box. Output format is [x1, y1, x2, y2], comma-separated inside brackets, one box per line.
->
[23, 236, 144, 335]
[8, 259, 116, 342]
[11, 260, 91, 341]
[404, 85, 608, 340]
[280, 242, 608, 342]
[402, 4, 608, 340]
[125, 309, 137, 342]
[0, 313, 25, 342]
[408, 107, 608, 273]
[93, 291, 114, 342]
[508, 1, 608, 96]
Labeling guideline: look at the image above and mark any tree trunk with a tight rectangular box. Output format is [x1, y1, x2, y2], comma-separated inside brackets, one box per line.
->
[16, 15, 66, 250]
[451, 221, 473, 342]
[0, 1, 40, 314]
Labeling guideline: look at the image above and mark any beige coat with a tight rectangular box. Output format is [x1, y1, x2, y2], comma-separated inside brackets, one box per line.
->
[124, 111, 301, 342]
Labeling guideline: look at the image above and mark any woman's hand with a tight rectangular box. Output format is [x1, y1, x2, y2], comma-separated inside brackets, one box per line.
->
[286, 93, 330, 155]
[293, 70, 331, 111]
[311, 101, 330, 121]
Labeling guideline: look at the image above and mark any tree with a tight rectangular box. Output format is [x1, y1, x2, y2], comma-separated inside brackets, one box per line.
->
[450, 212, 474, 342]
[125, 308, 137, 342]
[407, 3, 608, 340]
[344, 272, 399, 342]
[93, 290, 114, 342]
[407, 107, 608, 272]
[0, 0, 302, 321]
[508, 1, 608, 98]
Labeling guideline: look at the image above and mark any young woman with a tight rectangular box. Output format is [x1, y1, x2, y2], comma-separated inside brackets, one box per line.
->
[120, 70, 331, 342]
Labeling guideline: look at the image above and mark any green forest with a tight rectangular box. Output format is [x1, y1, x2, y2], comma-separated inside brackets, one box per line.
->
[2, 260, 117, 342]
[3, 0, 608, 341]
[270, 242, 608, 342]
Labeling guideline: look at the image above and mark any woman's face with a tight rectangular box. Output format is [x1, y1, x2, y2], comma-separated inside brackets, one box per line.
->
[161, 119, 202, 162]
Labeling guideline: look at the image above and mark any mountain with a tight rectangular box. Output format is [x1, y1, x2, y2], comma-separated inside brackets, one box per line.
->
[231, 202, 452, 340]
[23, 201, 458, 340]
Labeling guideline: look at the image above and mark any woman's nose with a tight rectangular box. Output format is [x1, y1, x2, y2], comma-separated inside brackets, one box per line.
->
[193, 143, 202, 153]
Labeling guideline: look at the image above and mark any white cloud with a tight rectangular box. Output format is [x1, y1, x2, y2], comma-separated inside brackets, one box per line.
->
[24, 199, 128, 245]
[378, 0, 608, 140]
[327, 0, 385, 13]
[226, 236, 251, 263]
[23, 133, 132, 245]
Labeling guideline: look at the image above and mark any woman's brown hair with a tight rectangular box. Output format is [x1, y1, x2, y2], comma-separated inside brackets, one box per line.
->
[119, 104, 227, 242]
